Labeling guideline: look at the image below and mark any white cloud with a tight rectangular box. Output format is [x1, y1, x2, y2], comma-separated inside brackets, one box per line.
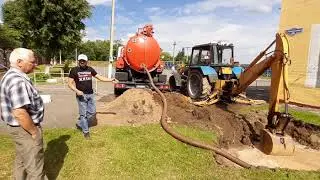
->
[87, 0, 112, 6]
[83, 26, 109, 41]
[0, 0, 6, 22]
[182, 0, 281, 14]
[116, 15, 134, 25]
[149, 12, 279, 64]
[145, 7, 166, 17]
[145, 7, 161, 13]
[84, 0, 281, 64]
[83, 24, 132, 42]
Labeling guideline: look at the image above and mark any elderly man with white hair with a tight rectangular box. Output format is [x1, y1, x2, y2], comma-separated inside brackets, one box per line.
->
[0, 48, 47, 180]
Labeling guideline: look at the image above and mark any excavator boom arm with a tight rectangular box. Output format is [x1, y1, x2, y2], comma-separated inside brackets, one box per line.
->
[232, 33, 290, 132]
[231, 54, 276, 95]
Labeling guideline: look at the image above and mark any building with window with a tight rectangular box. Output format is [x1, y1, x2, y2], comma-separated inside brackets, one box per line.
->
[279, 0, 320, 88]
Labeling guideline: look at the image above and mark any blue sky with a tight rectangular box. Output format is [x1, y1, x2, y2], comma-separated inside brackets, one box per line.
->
[1, 0, 282, 63]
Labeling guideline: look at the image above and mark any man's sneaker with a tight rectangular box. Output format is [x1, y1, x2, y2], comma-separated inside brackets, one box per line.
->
[75, 124, 82, 131]
[84, 132, 90, 139]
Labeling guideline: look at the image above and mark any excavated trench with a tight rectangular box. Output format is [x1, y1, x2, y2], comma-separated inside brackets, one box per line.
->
[153, 92, 320, 150]
[97, 89, 320, 169]
[153, 92, 253, 148]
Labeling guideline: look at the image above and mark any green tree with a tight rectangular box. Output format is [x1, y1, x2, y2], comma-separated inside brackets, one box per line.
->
[2, 0, 31, 47]
[79, 41, 96, 60]
[94, 40, 110, 61]
[160, 51, 172, 61]
[78, 40, 122, 61]
[2, 0, 91, 62]
[0, 24, 21, 48]
[174, 51, 187, 63]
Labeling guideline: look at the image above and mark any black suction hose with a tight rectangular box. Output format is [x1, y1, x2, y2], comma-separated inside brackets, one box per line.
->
[143, 66, 255, 169]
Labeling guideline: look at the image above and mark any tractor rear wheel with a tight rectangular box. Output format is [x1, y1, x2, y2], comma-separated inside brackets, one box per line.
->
[187, 70, 211, 99]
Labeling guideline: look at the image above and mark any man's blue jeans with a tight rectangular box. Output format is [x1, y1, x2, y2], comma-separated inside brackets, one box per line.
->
[76, 94, 96, 133]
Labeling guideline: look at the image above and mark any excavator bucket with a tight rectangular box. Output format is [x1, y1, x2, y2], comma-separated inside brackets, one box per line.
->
[260, 129, 295, 156]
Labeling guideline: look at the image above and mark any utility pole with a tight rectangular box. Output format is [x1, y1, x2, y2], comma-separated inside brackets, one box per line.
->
[108, 0, 116, 78]
[172, 41, 176, 65]
[183, 47, 192, 63]
[59, 49, 62, 64]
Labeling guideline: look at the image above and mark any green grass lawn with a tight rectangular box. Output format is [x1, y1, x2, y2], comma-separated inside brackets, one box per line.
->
[289, 109, 320, 126]
[240, 104, 320, 126]
[0, 124, 319, 179]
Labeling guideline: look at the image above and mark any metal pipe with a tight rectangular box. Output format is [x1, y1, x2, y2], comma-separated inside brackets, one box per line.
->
[108, 0, 116, 78]
[172, 41, 176, 65]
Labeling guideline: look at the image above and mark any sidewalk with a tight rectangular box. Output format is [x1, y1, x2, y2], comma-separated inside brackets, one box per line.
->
[0, 82, 115, 135]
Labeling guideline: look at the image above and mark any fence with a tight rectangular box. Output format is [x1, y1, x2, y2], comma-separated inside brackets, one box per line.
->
[164, 61, 185, 69]
[32, 69, 108, 95]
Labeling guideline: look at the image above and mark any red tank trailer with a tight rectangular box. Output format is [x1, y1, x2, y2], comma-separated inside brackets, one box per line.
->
[114, 24, 169, 95]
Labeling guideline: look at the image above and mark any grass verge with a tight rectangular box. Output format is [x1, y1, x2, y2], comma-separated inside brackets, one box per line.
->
[289, 109, 320, 126]
[239, 104, 320, 126]
[0, 124, 319, 179]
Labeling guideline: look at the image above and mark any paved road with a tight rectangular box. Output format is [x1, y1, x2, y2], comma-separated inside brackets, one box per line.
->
[0, 82, 115, 135]
[0, 66, 114, 135]
[0, 66, 270, 135]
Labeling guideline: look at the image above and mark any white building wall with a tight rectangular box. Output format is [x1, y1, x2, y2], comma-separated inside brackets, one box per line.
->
[305, 24, 320, 88]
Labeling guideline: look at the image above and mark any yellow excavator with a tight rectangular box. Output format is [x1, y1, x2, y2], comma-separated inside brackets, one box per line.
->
[169, 33, 295, 156]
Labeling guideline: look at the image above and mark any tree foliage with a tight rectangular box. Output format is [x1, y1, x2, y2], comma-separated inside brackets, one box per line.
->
[78, 40, 122, 61]
[2, 0, 30, 46]
[160, 51, 172, 61]
[2, 0, 91, 61]
[174, 51, 187, 63]
[0, 24, 21, 48]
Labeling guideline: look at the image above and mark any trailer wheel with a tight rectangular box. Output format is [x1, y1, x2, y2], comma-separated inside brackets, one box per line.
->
[169, 76, 177, 91]
[187, 70, 211, 99]
[114, 88, 124, 96]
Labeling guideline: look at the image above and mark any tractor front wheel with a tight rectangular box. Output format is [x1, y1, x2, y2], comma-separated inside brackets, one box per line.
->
[187, 70, 211, 99]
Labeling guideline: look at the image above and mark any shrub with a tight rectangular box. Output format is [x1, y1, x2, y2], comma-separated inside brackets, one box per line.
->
[31, 73, 51, 82]
[63, 60, 71, 73]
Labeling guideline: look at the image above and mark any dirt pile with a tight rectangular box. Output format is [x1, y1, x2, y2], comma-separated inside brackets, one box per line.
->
[155, 92, 320, 150]
[153, 92, 253, 148]
[97, 89, 320, 150]
[97, 90, 253, 148]
[96, 89, 320, 170]
[286, 120, 320, 149]
[96, 89, 161, 125]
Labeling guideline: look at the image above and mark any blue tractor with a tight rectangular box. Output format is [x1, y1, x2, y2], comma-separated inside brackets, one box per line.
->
[169, 42, 243, 101]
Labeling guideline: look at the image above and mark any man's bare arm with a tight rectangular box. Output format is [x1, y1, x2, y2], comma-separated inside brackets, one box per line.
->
[68, 77, 83, 96]
[95, 74, 118, 83]
[12, 108, 38, 138]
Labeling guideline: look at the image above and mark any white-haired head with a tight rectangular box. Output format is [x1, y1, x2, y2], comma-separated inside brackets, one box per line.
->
[9, 48, 34, 67]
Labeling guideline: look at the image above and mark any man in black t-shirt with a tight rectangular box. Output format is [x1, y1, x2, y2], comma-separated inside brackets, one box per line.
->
[68, 54, 118, 139]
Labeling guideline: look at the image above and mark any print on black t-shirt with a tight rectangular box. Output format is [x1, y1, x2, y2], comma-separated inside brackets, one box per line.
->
[78, 71, 93, 81]
[68, 66, 98, 94]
